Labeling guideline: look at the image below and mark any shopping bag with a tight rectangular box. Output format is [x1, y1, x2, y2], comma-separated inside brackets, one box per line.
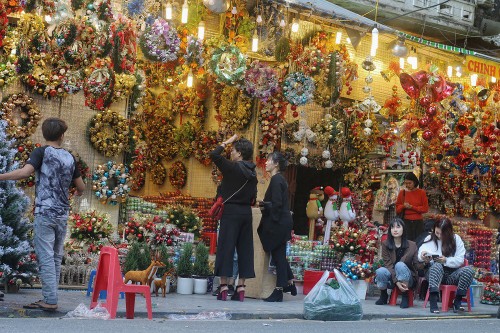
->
[303, 269, 363, 321]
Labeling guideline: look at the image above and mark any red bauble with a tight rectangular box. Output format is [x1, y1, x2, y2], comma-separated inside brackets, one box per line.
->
[442, 141, 451, 149]
[18, 146, 24, 152]
[426, 104, 438, 117]
[292, 111, 299, 118]
[418, 116, 430, 128]
[493, 152, 500, 161]
[49, 89, 57, 97]
[419, 96, 431, 108]
[422, 130, 433, 141]
[291, 105, 297, 111]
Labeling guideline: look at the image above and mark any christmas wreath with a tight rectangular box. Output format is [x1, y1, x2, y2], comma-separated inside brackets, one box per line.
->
[21, 66, 66, 98]
[60, 68, 84, 94]
[174, 122, 196, 159]
[129, 148, 147, 191]
[283, 72, 315, 106]
[88, 109, 129, 157]
[244, 61, 279, 101]
[83, 58, 115, 111]
[110, 15, 137, 74]
[68, 150, 90, 195]
[209, 45, 246, 85]
[112, 73, 137, 101]
[0, 3, 7, 48]
[92, 161, 131, 205]
[168, 161, 187, 190]
[184, 35, 204, 68]
[192, 130, 219, 166]
[151, 161, 167, 185]
[0, 93, 41, 141]
[216, 85, 253, 131]
[140, 18, 180, 63]
[52, 18, 79, 49]
[0, 60, 17, 88]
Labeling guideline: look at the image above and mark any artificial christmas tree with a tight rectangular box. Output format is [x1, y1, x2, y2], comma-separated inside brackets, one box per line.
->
[0, 120, 37, 291]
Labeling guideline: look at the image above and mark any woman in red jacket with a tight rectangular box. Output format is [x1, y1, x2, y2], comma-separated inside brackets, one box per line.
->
[395, 172, 428, 241]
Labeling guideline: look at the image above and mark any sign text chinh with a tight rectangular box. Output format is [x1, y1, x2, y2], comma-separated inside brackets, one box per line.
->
[466, 56, 500, 79]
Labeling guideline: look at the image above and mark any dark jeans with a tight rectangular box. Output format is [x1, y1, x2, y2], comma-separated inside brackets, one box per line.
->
[270, 242, 294, 288]
[404, 219, 423, 242]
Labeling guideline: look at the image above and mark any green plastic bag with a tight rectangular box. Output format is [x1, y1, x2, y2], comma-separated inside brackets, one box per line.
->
[303, 269, 363, 321]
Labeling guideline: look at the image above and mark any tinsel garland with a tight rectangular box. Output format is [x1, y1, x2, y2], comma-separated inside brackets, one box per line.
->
[87, 110, 129, 157]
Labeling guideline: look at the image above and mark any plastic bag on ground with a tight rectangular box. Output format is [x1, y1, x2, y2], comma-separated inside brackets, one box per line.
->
[64, 303, 110, 320]
[303, 269, 363, 321]
[167, 312, 231, 320]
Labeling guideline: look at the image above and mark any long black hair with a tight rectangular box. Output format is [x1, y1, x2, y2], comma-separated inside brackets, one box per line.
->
[425, 217, 456, 257]
[268, 151, 288, 172]
[385, 218, 409, 250]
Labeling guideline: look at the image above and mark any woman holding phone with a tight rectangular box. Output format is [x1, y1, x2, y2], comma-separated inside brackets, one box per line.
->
[418, 218, 474, 313]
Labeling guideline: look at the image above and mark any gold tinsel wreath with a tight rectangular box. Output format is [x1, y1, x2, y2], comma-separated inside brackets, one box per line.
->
[0, 93, 41, 141]
[88, 109, 129, 157]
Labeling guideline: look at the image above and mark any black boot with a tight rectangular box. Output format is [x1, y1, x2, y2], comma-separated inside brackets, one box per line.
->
[453, 290, 466, 313]
[375, 289, 388, 305]
[283, 282, 297, 296]
[429, 292, 440, 313]
[264, 288, 283, 302]
[400, 292, 410, 308]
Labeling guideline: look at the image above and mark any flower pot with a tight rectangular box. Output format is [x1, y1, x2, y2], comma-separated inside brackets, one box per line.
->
[194, 277, 208, 294]
[176, 277, 194, 295]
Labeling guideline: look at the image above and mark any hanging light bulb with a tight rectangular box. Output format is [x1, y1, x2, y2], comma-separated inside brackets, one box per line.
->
[187, 70, 194, 88]
[492, 76, 497, 83]
[346, 37, 351, 44]
[447, 65, 453, 78]
[370, 45, 377, 57]
[181, 0, 189, 24]
[279, 19, 286, 28]
[371, 26, 379, 51]
[256, 15, 262, 24]
[231, 6, 238, 15]
[198, 21, 205, 40]
[165, 1, 173, 20]
[291, 18, 299, 33]
[44, 15, 52, 23]
[252, 30, 259, 52]
[335, 31, 342, 44]
[407, 56, 417, 69]
[400, 57, 405, 69]
[456, 69, 462, 78]
[470, 74, 478, 87]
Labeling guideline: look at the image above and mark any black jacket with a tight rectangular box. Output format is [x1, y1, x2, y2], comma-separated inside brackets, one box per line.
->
[209, 145, 257, 214]
[258, 174, 293, 252]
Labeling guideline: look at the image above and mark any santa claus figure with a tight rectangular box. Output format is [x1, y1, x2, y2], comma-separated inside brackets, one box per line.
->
[323, 186, 339, 244]
[339, 187, 356, 229]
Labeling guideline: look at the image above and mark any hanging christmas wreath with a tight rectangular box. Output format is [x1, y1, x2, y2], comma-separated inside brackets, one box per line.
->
[110, 15, 137, 74]
[0, 3, 8, 48]
[192, 130, 219, 166]
[0, 93, 41, 141]
[52, 18, 79, 49]
[0, 60, 17, 88]
[92, 161, 131, 205]
[168, 161, 187, 190]
[68, 150, 90, 195]
[60, 68, 84, 94]
[88, 109, 129, 157]
[21, 66, 66, 98]
[84, 58, 115, 110]
[209, 45, 246, 85]
[283, 72, 315, 106]
[139, 18, 180, 63]
[129, 148, 147, 191]
[216, 85, 253, 131]
[184, 35, 204, 68]
[244, 61, 279, 102]
[151, 161, 167, 185]
[112, 73, 136, 101]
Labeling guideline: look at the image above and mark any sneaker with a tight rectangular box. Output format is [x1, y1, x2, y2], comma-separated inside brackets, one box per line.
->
[212, 285, 221, 296]
[228, 285, 235, 297]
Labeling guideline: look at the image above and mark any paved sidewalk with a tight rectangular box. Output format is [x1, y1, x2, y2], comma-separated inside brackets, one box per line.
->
[0, 287, 498, 320]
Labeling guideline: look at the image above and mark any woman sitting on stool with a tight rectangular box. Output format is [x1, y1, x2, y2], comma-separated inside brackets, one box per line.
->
[375, 218, 419, 308]
[418, 217, 474, 314]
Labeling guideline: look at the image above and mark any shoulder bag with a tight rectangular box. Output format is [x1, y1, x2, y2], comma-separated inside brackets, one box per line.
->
[209, 180, 249, 220]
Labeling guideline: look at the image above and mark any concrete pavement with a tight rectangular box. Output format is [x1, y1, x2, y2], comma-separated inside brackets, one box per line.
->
[0, 286, 498, 320]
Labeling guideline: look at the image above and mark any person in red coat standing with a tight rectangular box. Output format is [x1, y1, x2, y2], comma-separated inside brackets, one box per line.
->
[395, 172, 428, 241]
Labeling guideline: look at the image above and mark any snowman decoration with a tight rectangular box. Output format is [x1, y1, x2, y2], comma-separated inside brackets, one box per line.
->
[339, 187, 356, 229]
[323, 186, 339, 245]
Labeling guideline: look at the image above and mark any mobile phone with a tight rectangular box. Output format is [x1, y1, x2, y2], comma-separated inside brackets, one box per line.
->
[431, 255, 440, 259]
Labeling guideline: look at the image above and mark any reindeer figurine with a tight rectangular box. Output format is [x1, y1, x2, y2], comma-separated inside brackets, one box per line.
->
[124, 260, 165, 285]
[153, 272, 170, 297]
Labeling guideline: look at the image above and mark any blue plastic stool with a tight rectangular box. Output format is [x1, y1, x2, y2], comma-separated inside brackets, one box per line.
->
[468, 286, 474, 307]
[86, 269, 124, 299]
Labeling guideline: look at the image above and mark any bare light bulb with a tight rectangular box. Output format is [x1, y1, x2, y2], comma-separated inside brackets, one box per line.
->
[470, 74, 478, 87]
[291, 19, 299, 33]
[399, 57, 405, 69]
[279, 19, 286, 28]
[256, 15, 262, 24]
[44, 15, 52, 23]
[181, 0, 189, 24]
[370, 45, 377, 57]
[198, 21, 205, 40]
[492, 76, 497, 83]
[335, 31, 342, 44]
[231, 6, 238, 15]
[187, 70, 194, 88]
[165, 2, 173, 20]
[252, 30, 259, 52]
[447, 65, 453, 78]
[371, 26, 379, 50]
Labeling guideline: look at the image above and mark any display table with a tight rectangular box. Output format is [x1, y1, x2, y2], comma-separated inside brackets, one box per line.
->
[245, 207, 276, 299]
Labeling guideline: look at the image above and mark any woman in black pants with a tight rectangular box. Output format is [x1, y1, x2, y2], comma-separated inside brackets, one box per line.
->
[209, 134, 258, 301]
[258, 151, 296, 302]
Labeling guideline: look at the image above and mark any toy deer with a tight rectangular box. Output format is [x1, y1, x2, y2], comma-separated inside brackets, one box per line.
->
[124, 260, 165, 285]
[154, 272, 170, 297]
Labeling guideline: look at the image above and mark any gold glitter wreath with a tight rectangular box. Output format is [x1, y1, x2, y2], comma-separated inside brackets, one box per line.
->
[0, 93, 41, 141]
[88, 109, 129, 157]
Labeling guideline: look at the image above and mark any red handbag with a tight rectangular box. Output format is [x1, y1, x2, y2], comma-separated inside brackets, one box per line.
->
[209, 196, 224, 220]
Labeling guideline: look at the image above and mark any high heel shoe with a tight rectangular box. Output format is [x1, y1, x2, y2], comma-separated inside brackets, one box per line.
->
[217, 284, 228, 301]
[283, 282, 297, 296]
[263, 288, 283, 302]
[231, 285, 245, 302]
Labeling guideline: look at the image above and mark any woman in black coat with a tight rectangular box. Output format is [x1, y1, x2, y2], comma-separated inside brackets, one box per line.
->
[258, 151, 296, 302]
[209, 134, 258, 302]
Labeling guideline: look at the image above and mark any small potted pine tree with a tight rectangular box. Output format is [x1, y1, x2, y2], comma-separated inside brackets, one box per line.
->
[176, 242, 194, 294]
[193, 242, 212, 294]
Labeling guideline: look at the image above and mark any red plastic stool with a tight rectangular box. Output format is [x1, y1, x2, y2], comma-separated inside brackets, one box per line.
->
[201, 232, 217, 255]
[423, 285, 472, 312]
[389, 288, 414, 307]
[90, 246, 153, 319]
